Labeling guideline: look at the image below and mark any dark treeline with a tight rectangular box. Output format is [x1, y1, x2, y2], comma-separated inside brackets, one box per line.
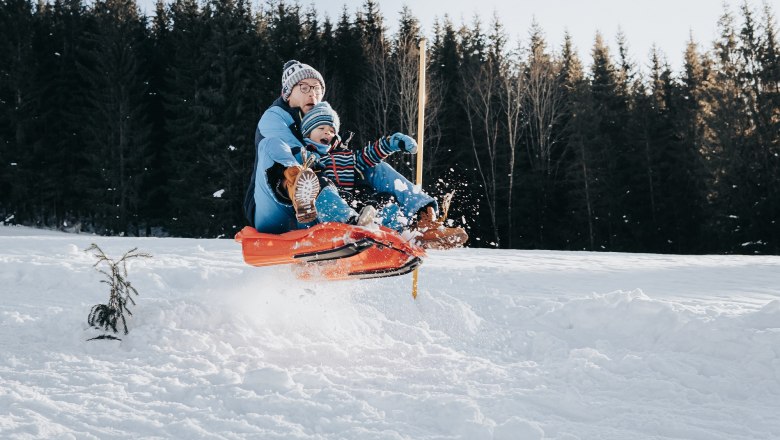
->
[1, 0, 778, 253]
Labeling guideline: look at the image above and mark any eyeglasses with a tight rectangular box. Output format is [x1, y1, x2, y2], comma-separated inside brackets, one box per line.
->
[297, 82, 324, 95]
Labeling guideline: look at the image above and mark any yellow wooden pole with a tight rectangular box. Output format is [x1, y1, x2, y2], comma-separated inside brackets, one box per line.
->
[415, 39, 426, 188]
[412, 38, 426, 300]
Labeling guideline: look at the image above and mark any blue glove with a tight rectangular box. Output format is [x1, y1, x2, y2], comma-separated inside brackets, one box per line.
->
[386, 132, 418, 154]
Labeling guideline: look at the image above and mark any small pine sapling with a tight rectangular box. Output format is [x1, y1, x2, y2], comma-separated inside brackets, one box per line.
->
[85, 244, 151, 340]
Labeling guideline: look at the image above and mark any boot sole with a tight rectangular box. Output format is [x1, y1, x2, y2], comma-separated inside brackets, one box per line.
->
[293, 169, 320, 223]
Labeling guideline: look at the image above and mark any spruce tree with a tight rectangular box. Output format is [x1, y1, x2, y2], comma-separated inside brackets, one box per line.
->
[164, 0, 209, 235]
[40, 0, 92, 231]
[558, 32, 598, 250]
[166, 0, 257, 237]
[357, 0, 391, 137]
[704, 4, 754, 251]
[757, 3, 780, 252]
[79, 0, 151, 236]
[0, 0, 38, 225]
[587, 33, 624, 250]
[267, 0, 302, 62]
[138, 0, 172, 236]
[638, 47, 700, 253]
[252, 3, 276, 114]
[198, 0, 256, 237]
[382, 6, 423, 188]
[328, 7, 365, 135]
[391, 6, 422, 136]
[739, 1, 780, 253]
[675, 36, 713, 253]
[428, 16, 463, 164]
[458, 15, 504, 246]
[299, 6, 323, 66]
[518, 21, 567, 249]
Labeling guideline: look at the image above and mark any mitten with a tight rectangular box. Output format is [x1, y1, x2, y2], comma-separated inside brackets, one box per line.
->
[380, 132, 418, 154]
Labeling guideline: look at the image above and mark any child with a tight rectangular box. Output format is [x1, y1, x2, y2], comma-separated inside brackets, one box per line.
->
[299, 102, 468, 249]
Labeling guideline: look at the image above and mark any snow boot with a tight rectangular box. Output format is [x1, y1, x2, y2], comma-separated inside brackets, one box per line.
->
[411, 206, 468, 250]
[410, 192, 467, 249]
[284, 165, 320, 224]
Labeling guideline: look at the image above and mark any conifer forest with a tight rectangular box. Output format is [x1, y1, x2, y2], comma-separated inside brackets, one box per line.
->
[1, 0, 779, 254]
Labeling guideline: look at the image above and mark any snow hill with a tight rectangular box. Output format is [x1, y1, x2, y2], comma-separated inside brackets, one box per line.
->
[1, 225, 779, 440]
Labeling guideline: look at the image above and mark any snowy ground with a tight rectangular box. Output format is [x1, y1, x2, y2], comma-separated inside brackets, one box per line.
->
[1, 224, 779, 440]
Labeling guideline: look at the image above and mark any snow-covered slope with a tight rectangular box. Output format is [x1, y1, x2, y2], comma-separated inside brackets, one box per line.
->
[1, 225, 779, 439]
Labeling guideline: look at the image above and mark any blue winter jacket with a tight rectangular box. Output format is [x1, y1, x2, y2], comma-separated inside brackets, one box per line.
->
[244, 98, 305, 233]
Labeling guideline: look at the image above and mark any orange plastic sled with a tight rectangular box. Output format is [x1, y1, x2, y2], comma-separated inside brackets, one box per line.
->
[234, 223, 426, 280]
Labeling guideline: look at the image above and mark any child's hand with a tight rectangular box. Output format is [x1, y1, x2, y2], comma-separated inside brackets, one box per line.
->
[383, 133, 418, 154]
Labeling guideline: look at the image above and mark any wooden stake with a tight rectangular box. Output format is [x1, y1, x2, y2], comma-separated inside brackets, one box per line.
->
[412, 38, 426, 300]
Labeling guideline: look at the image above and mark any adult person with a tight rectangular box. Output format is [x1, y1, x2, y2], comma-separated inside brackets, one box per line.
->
[243, 60, 353, 233]
[243, 60, 467, 249]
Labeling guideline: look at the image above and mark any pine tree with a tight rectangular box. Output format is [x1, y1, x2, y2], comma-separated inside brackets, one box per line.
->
[704, 4, 755, 251]
[610, 30, 644, 250]
[78, 0, 151, 236]
[164, 0, 209, 235]
[197, 0, 257, 237]
[267, 0, 302, 62]
[636, 47, 700, 252]
[299, 6, 320, 62]
[756, 2, 780, 252]
[357, 0, 391, 137]
[587, 32, 625, 250]
[614, 30, 658, 250]
[138, 0, 172, 236]
[429, 16, 463, 164]
[319, 15, 335, 81]
[672, 36, 711, 253]
[458, 15, 504, 246]
[558, 32, 598, 250]
[39, 0, 93, 231]
[381, 6, 424, 185]
[166, 0, 257, 237]
[85, 243, 151, 338]
[252, 3, 277, 109]
[390, 6, 422, 136]
[328, 7, 365, 136]
[500, 39, 524, 248]
[518, 21, 566, 248]
[0, 0, 38, 225]
[420, 16, 464, 178]
[733, 0, 773, 253]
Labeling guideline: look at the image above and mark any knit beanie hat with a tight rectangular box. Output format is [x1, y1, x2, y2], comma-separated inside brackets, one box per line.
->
[281, 60, 325, 100]
[301, 102, 340, 137]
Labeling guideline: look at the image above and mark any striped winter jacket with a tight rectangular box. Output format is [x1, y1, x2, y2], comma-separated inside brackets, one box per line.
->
[305, 137, 397, 191]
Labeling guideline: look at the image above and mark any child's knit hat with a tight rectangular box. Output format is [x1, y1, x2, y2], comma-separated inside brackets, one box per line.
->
[301, 102, 340, 136]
